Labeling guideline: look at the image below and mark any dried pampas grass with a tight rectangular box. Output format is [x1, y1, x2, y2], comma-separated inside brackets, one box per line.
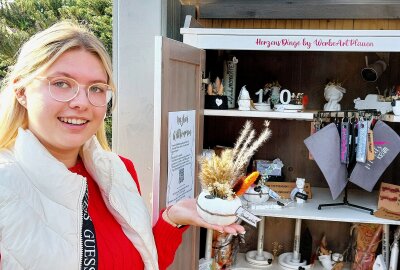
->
[198, 120, 271, 199]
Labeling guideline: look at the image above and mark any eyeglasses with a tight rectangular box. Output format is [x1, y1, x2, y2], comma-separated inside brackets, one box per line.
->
[35, 76, 113, 107]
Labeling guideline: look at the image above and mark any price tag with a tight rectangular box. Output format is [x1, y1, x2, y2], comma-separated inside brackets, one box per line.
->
[235, 206, 261, 227]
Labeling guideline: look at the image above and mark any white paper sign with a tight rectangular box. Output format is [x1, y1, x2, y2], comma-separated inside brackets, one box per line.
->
[166, 110, 196, 206]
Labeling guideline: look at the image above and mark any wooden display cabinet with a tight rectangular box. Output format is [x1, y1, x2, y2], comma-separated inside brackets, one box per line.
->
[154, 16, 400, 269]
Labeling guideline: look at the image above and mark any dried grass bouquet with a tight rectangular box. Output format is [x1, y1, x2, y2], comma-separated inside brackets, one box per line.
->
[198, 120, 272, 200]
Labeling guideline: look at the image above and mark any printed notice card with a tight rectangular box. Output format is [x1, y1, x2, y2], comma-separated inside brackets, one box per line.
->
[166, 110, 196, 206]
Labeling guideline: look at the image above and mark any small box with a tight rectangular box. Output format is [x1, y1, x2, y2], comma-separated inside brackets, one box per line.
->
[377, 182, 400, 214]
[265, 181, 312, 199]
[205, 95, 228, 109]
[253, 160, 282, 176]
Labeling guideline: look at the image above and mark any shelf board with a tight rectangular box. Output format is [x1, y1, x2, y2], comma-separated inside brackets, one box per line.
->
[204, 109, 315, 120]
[247, 187, 400, 225]
[204, 109, 400, 123]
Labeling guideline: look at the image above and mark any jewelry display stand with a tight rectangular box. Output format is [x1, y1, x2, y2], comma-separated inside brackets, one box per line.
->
[318, 184, 374, 215]
[278, 218, 308, 269]
[245, 216, 273, 267]
[314, 109, 379, 216]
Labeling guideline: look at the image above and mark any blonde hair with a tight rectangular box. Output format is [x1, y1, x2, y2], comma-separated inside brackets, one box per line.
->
[0, 21, 114, 150]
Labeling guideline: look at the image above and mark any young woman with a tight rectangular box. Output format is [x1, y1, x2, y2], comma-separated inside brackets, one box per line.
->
[0, 21, 244, 270]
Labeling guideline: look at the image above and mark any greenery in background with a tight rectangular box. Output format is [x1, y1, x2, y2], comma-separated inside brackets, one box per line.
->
[0, 0, 113, 146]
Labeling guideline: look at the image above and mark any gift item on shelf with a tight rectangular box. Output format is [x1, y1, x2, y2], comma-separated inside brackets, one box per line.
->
[254, 102, 272, 111]
[273, 89, 304, 112]
[352, 224, 383, 270]
[305, 109, 400, 214]
[374, 182, 400, 221]
[205, 95, 228, 110]
[212, 231, 241, 269]
[278, 219, 309, 269]
[223, 56, 238, 109]
[361, 56, 387, 82]
[243, 170, 275, 205]
[316, 235, 344, 270]
[205, 77, 228, 109]
[389, 226, 399, 270]
[350, 120, 400, 191]
[243, 184, 270, 204]
[197, 120, 271, 226]
[245, 216, 274, 267]
[354, 94, 393, 114]
[392, 99, 400, 116]
[323, 81, 346, 111]
[290, 178, 308, 204]
[237, 85, 251, 111]
[300, 228, 313, 266]
[373, 255, 387, 270]
[265, 181, 312, 200]
[291, 92, 305, 106]
[253, 158, 284, 178]
[254, 87, 272, 111]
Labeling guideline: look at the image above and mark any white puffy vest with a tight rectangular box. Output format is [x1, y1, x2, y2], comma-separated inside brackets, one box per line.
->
[0, 129, 158, 270]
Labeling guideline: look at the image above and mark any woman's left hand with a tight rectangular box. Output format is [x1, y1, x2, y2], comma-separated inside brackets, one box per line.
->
[163, 198, 245, 235]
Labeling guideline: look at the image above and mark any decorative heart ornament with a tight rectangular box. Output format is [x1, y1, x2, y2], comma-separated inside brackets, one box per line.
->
[215, 98, 223, 107]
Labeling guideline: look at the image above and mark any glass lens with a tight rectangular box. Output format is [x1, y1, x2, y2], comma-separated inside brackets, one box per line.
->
[87, 83, 113, 106]
[48, 77, 78, 101]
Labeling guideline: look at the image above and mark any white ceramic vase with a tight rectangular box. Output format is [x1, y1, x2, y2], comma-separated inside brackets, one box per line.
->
[196, 190, 242, 225]
[243, 185, 270, 204]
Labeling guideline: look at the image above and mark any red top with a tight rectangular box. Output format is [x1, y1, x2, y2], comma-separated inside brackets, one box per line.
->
[69, 156, 187, 270]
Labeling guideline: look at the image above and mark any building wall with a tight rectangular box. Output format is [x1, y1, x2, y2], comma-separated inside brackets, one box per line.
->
[113, 0, 167, 215]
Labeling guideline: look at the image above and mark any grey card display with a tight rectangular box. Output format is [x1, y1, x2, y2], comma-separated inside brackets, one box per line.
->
[304, 123, 348, 200]
[350, 120, 400, 191]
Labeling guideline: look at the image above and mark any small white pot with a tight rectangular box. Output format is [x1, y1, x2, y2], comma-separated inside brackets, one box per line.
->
[318, 255, 333, 270]
[243, 185, 270, 204]
[196, 190, 242, 225]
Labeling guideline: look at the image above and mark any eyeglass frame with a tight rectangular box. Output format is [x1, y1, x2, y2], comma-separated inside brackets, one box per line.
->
[34, 76, 114, 107]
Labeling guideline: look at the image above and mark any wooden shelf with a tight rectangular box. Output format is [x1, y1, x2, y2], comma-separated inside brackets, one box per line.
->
[204, 109, 400, 123]
[247, 187, 400, 225]
[204, 109, 315, 120]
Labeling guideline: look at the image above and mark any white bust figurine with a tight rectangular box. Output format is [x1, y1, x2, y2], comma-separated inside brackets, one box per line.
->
[323, 83, 346, 111]
[238, 85, 251, 111]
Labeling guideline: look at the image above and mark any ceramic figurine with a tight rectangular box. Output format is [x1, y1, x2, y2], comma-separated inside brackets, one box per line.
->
[243, 173, 270, 205]
[271, 87, 281, 105]
[264, 81, 281, 108]
[354, 94, 392, 114]
[238, 85, 251, 111]
[254, 88, 272, 111]
[290, 178, 307, 204]
[255, 88, 265, 103]
[323, 81, 346, 111]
